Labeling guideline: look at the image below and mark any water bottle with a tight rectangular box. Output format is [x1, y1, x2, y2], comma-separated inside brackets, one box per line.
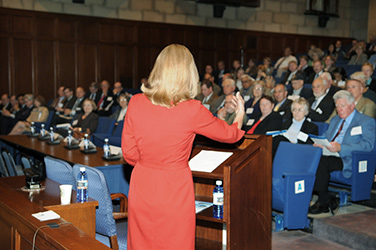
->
[77, 167, 88, 202]
[40, 124, 46, 137]
[30, 122, 36, 134]
[49, 127, 54, 141]
[213, 180, 224, 219]
[103, 138, 111, 157]
[83, 134, 89, 150]
[67, 130, 72, 146]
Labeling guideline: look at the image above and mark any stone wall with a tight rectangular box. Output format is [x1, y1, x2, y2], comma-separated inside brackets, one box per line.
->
[0, 0, 370, 40]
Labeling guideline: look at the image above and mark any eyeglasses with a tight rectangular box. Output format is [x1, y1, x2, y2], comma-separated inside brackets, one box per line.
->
[242, 80, 249, 83]
[254, 87, 262, 90]
[292, 108, 305, 112]
[120, 98, 127, 101]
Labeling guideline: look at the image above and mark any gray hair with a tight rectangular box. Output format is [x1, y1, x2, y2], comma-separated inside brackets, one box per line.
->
[333, 90, 355, 104]
[223, 78, 235, 87]
[291, 97, 309, 116]
[240, 74, 255, 82]
[321, 72, 332, 82]
[350, 71, 366, 84]
[24, 94, 34, 101]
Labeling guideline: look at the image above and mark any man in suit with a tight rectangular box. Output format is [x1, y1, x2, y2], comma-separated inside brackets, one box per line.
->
[56, 87, 77, 115]
[97, 80, 114, 116]
[281, 61, 300, 85]
[86, 82, 102, 105]
[309, 90, 375, 214]
[307, 77, 335, 122]
[307, 60, 324, 84]
[298, 56, 314, 83]
[112, 81, 125, 107]
[214, 60, 230, 87]
[196, 79, 219, 111]
[238, 74, 254, 102]
[273, 84, 292, 119]
[274, 47, 297, 78]
[288, 70, 313, 100]
[0, 94, 12, 115]
[210, 78, 236, 115]
[49, 86, 65, 111]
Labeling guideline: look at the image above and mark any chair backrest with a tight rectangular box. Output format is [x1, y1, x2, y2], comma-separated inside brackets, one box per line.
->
[35, 111, 54, 132]
[44, 156, 75, 186]
[1, 148, 18, 176]
[112, 120, 124, 137]
[73, 164, 117, 237]
[312, 121, 329, 136]
[273, 142, 322, 179]
[21, 155, 32, 169]
[0, 152, 9, 177]
[95, 117, 116, 134]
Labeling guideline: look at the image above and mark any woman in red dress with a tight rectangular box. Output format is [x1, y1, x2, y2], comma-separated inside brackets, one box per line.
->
[122, 44, 245, 250]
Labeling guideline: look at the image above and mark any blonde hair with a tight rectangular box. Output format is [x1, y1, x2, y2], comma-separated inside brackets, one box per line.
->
[141, 44, 199, 107]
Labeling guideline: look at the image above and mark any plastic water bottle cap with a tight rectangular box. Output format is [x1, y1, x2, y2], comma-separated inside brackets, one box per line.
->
[80, 167, 86, 172]
[216, 180, 222, 186]
[104, 138, 109, 142]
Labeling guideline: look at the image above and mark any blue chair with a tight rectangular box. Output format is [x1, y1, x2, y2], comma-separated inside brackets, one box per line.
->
[272, 142, 322, 230]
[312, 121, 329, 136]
[44, 156, 75, 186]
[95, 117, 116, 134]
[1, 148, 24, 176]
[73, 164, 127, 250]
[342, 65, 362, 78]
[35, 111, 55, 133]
[0, 153, 9, 177]
[93, 120, 123, 148]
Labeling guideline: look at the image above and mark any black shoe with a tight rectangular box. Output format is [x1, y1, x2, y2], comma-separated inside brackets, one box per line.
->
[308, 202, 329, 214]
[329, 196, 340, 215]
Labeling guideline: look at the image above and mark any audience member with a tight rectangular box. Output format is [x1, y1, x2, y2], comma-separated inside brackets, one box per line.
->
[262, 57, 274, 76]
[309, 90, 375, 214]
[246, 95, 283, 134]
[255, 65, 267, 81]
[332, 67, 347, 88]
[0, 94, 11, 114]
[109, 93, 130, 123]
[52, 87, 85, 125]
[308, 60, 324, 84]
[273, 83, 292, 119]
[8, 95, 18, 113]
[235, 68, 245, 90]
[325, 44, 337, 59]
[49, 86, 65, 111]
[113, 81, 125, 106]
[281, 61, 300, 85]
[56, 87, 76, 115]
[348, 45, 368, 65]
[97, 80, 114, 116]
[264, 75, 275, 97]
[362, 63, 376, 92]
[215, 60, 229, 86]
[231, 59, 243, 81]
[351, 72, 376, 104]
[274, 47, 297, 78]
[203, 73, 222, 96]
[272, 98, 318, 156]
[288, 71, 313, 100]
[71, 99, 99, 134]
[368, 46, 376, 68]
[321, 72, 341, 97]
[298, 55, 314, 83]
[210, 78, 236, 115]
[217, 95, 247, 126]
[244, 80, 264, 120]
[324, 55, 336, 73]
[239, 74, 254, 102]
[245, 58, 257, 78]
[86, 82, 101, 104]
[197, 79, 219, 110]
[308, 44, 324, 61]
[334, 40, 347, 60]
[307, 77, 335, 122]
[9, 95, 49, 135]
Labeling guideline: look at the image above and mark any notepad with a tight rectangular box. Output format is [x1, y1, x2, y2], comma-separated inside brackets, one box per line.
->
[195, 201, 213, 214]
[32, 210, 60, 221]
[309, 134, 340, 157]
[189, 150, 233, 173]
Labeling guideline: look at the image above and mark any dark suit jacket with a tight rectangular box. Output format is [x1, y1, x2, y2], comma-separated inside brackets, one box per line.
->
[307, 94, 335, 122]
[244, 98, 261, 120]
[307, 71, 323, 84]
[210, 95, 226, 115]
[73, 112, 99, 134]
[15, 105, 34, 122]
[85, 90, 102, 105]
[368, 78, 376, 93]
[275, 99, 292, 120]
[281, 70, 304, 85]
[288, 87, 313, 100]
[62, 96, 77, 110]
[327, 85, 341, 97]
[246, 111, 283, 134]
[97, 90, 115, 116]
[303, 66, 314, 82]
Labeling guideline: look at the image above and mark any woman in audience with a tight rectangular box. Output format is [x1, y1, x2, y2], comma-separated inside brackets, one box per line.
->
[9, 95, 49, 135]
[272, 98, 318, 156]
[324, 55, 336, 73]
[109, 93, 130, 124]
[246, 95, 283, 134]
[325, 43, 338, 59]
[332, 67, 347, 88]
[348, 45, 368, 65]
[244, 80, 265, 120]
[262, 57, 274, 76]
[255, 65, 266, 81]
[71, 98, 99, 134]
[245, 58, 257, 78]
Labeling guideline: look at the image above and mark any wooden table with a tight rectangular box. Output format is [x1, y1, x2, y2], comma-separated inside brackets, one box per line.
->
[0, 176, 110, 250]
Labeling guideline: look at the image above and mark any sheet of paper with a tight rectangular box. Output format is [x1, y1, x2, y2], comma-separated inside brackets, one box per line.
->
[55, 123, 71, 129]
[189, 150, 233, 173]
[309, 135, 339, 157]
[195, 200, 213, 214]
[32, 210, 60, 221]
[110, 145, 122, 155]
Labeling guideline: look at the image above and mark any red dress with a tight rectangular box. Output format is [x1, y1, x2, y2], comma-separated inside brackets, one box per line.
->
[121, 94, 244, 250]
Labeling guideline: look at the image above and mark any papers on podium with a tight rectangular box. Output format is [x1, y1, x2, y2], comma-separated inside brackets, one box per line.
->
[32, 210, 60, 221]
[309, 134, 340, 157]
[189, 150, 233, 173]
[195, 201, 213, 214]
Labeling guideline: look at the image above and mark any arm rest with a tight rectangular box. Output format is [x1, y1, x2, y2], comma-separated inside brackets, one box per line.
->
[111, 193, 128, 220]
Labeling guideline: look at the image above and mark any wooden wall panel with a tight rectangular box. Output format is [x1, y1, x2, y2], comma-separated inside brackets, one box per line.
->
[13, 39, 33, 94]
[58, 41, 76, 86]
[0, 38, 10, 94]
[98, 44, 115, 83]
[0, 7, 353, 98]
[36, 40, 55, 99]
[77, 43, 96, 87]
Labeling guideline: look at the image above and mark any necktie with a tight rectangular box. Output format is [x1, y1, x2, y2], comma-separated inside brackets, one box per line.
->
[331, 119, 345, 142]
[97, 94, 105, 107]
[274, 102, 281, 112]
[311, 99, 318, 110]
[315, 73, 319, 79]
[203, 97, 207, 104]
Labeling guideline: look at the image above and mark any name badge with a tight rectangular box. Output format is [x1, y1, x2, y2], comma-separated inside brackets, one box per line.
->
[297, 132, 308, 142]
[107, 96, 113, 101]
[72, 120, 78, 126]
[351, 126, 362, 136]
[246, 108, 254, 114]
[244, 96, 250, 102]
[58, 103, 63, 108]
[316, 108, 323, 114]
[246, 119, 255, 126]
[279, 111, 285, 115]
[288, 95, 299, 101]
[203, 104, 210, 110]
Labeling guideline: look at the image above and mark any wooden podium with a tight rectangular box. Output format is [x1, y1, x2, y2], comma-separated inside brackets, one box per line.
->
[193, 134, 272, 250]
